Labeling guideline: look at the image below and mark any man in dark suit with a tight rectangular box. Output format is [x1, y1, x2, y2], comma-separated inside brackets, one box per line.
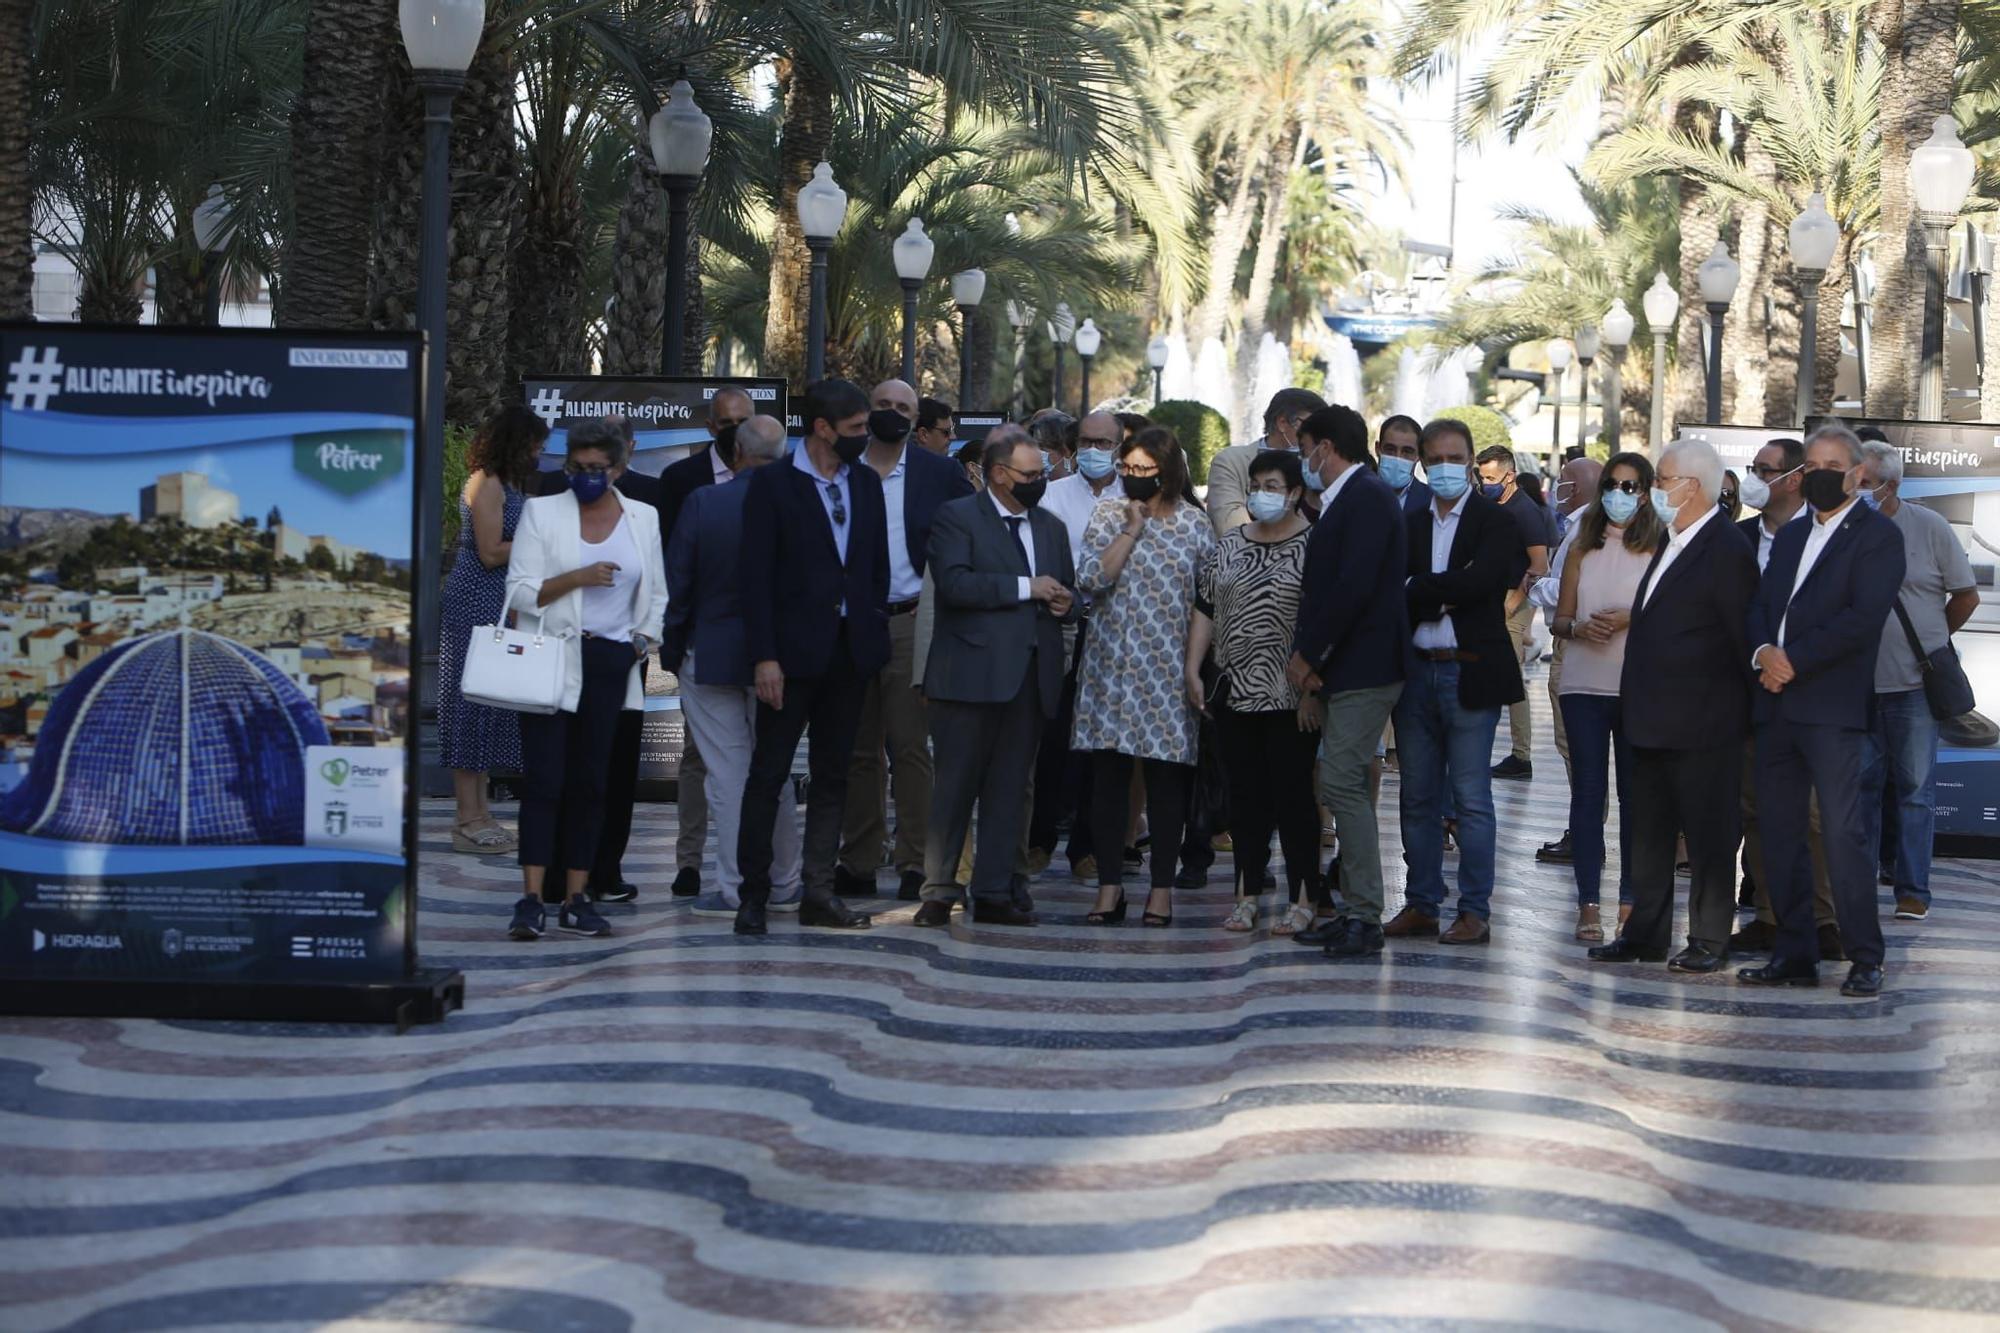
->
[536, 415, 662, 905]
[1285, 406, 1408, 958]
[835, 379, 976, 902]
[1740, 423, 1906, 997]
[915, 428, 1079, 928]
[734, 378, 891, 936]
[1385, 418, 1525, 945]
[1587, 438, 1756, 973]
[1375, 414, 1432, 516]
[650, 385, 755, 898]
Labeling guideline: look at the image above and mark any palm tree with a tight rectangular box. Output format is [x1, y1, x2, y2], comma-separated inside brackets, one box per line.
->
[0, 0, 33, 320]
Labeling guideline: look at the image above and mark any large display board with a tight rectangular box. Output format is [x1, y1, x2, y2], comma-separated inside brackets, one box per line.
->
[521, 374, 786, 477]
[0, 325, 457, 1021]
[1678, 419, 2000, 845]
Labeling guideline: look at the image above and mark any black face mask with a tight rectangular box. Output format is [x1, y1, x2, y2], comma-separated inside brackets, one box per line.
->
[1012, 477, 1047, 509]
[713, 423, 739, 468]
[1122, 474, 1161, 503]
[834, 432, 870, 464]
[1801, 468, 1850, 513]
[868, 408, 912, 444]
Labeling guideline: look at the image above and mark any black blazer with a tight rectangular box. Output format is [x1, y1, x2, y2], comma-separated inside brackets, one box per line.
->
[658, 445, 721, 546]
[1620, 514, 1758, 749]
[923, 494, 1077, 716]
[1402, 492, 1525, 710]
[1747, 501, 1905, 729]
[1294, 468, 1408, 694]
[740, 452, 892, 679]
[896, 443, 977, 583]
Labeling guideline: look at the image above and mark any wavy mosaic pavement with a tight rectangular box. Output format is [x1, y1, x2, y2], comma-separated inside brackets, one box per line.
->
[3, 726, 1999, 1332]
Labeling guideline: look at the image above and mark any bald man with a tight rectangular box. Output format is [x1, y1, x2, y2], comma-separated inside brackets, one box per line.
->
[836, 376, 976, 900]
[1526, 455, 1603, 864]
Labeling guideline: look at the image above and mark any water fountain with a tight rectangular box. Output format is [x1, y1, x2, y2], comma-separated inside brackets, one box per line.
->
[1192, 336, 1235, 428]
[1246, 333, 1294, 437]
[1159, 332, 1194, 404]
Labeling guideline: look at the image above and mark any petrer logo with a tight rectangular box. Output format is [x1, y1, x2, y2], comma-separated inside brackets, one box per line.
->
[5, 346, 63, 411]
[292, 428, 404, 494]
[321, 758, 350, 786]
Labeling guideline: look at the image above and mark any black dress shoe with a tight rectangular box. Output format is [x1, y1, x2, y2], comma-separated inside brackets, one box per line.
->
[897, 870, 925, 901]
[1588, 937, 1668, 963]
[1491, 755, 1532, 781]
[671, 867, 701, 898]
[1534, 831, 1573, 864]
[1737, 959, 1818, 987]
[1292, 919, 1344, 947]
[912, 900, 953, 928]
[590, 881, 639, 903]
[1817, 923, 1846, 962]
[971, 900, 1037, 926]
[1324, 919, 1384, 958]
[1840, 963, 1884, 997]
[733, 902, 767, 936]
[1173, 866, 1207, 891]
[1668, 944, 1728, 974]
[799, 896, 871, 929]
[834, 866, 879, 899]
[1729, 920, 1776, 952]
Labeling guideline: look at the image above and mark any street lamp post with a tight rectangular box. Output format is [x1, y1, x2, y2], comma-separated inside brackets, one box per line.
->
[1574, 323, 1600, 452]
[1697, 241, 1741, 424]
[1005, 299, 1032, 420]
[952, 268, 986, 412]
[401, 0, 482, 797]
[649, 78, 711, 376]
[1147, 334, 1169, 406]
[191, 183, 232, 326]
[1545, 339, 1571, 471]
[1787, 191, 1840, 426]
[892, 219, 934, 385]
[796, 161, 847, 385]
[1048, 302, 1074, 410]
[1911, 115, 1977, 419]
[1074, 318, 1101, 414]
[1642, 271, 1679, 450]
[1600, 298, 1634, 453]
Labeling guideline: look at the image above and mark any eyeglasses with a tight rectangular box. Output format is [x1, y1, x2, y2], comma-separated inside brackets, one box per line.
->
[1079, 434, 1120, 450]
[826, 483, 846, 527]
[1601, 478, 1644, 495]
[1117, 463, 1160, 478]
[1749, 462, 1799, 481]
[565, 463, 610, 477]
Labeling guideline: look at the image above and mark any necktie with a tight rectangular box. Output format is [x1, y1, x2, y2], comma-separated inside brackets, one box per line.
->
[1005, 515, 1030, 572]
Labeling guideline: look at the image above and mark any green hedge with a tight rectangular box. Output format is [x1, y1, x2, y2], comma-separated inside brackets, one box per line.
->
[1428, 404, 1513, 448]
[441, 423, 472, 553]
[1147, 399, 1232, 485]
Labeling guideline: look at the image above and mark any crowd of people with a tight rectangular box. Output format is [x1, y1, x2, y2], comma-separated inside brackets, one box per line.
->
[434, 379, 1979, 999]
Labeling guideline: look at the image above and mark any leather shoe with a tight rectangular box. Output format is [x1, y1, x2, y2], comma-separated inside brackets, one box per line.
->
[898, 870, 925, 901]
[1817, 923, 1846, 962]
[1730, 920, 1776, 952]
[1438, 913, 1490, 945]
[1668, 944, 1728, 974]
[1291, 918, 1345, 947]
[733, 902, 767, 936]
[799, 896, 871, 929]
[1737, 959, 1818, 987]
[1840, 963, 1884, 997]
[1534, 831, 1574, 865]
[912, 900, 953, 928]
[1324, 919, 1384, 958]
[971, 900, 1037, 926]
[834, 866, 879, 899]
[671, 867, 701, 898]
[590, 880, 639, 903]
[1588, 937, 1666, 963]
[1383, 906, 1440, 937]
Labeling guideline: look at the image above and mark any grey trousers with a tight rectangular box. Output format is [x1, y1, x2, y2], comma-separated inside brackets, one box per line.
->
[679, 665, 801, 905]
[1319, 682, 1404, 924]
[922, 680, 1043, 906]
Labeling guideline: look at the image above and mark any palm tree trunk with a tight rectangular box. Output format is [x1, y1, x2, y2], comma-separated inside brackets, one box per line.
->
[1983, 262, 2000, 422]
[603, 158, 665, 375]
[1233, 128, 1300, 435]
[278, 0, 395, 329]
[678, 204, 706, 374]
[1868, 0, 1960, 419]
[1189, 145, 1266, 358]
[966, 306, 997, 410]
[153, 240, 206, 326]
[507, 157, 587, 379]
[1726, 132, 1774, 425]
[763, 53, 834, 386]
[1674, 185, 1720, 427]
[0, 0, 34, 320]
[1765, 214, 1803, 429]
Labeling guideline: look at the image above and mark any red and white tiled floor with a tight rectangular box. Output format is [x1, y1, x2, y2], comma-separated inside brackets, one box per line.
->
[3, 719, 1999, 1331]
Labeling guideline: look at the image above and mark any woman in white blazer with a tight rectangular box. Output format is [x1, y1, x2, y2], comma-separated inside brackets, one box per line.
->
[502, 419, 667, 941]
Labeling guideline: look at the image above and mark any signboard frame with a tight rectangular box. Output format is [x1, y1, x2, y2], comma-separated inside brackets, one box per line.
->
[520, 372, 788, 476]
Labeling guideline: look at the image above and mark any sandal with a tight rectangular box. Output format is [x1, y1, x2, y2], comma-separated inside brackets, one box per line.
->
[1142, 888, 1174, 928]
[1223, 899, 1258, 933]
[1575, 905, 1604, 943]
[1085, 892, 1128, 926]
[1271, 902, 1315, 936]
[453, 820, 516, 855]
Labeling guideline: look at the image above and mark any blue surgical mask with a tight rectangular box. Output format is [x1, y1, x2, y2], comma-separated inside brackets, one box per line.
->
[1377, 455, 1415, 491]
[1247, 491, 1291, 523]
[1077, 447, 1116, 479]
[1426, 462, 1469, 501]
[569, 469, 610, 504]
[1650, 486, 1680, 525]
[1601, 489, 1640, 524]
[1480, 482, 1505, 501]
[1860, 484, 1883, 509]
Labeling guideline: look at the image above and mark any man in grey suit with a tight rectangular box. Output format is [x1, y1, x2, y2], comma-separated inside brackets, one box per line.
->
[915, 429, 1080, 928]
[661, 416, 804, 918]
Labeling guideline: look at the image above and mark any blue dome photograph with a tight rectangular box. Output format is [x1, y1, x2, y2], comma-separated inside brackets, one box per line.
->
[0, 628, 331, 847]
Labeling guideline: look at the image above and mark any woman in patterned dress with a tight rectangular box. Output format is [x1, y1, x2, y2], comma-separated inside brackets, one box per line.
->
[439, 405, 546, 854]
[1185, 449, 1323, 935]
[1074, 426, 1217, 926]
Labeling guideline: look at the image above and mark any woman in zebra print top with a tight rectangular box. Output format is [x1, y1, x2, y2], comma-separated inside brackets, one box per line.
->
[1186, 449, 1325, 935]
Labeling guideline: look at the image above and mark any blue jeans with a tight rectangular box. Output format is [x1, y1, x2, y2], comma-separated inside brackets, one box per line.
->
[1394, 660, 1500, 920]
[1557, 693, 1629, 907]
[1861, 689, 1939, 906]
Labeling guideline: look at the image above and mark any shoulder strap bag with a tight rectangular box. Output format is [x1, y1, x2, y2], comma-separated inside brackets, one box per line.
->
[1891, 600, 1976, 721]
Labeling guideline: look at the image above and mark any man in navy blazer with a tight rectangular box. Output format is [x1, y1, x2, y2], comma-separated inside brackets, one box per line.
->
[734, 378, 891, 936]
[1286, 406, 1409, 958]
[1740, 423, 1906, 997]
[662, 417, 804, 919]
[834, 379, 977, 903]
[1375, 414, 1432, 516]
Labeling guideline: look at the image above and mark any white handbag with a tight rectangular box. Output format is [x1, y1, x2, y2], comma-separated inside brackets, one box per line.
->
[459, 598, 570, 715]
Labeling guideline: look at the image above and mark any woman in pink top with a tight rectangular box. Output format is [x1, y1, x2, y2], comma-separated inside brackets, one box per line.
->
[1552, 452, 1666, 942]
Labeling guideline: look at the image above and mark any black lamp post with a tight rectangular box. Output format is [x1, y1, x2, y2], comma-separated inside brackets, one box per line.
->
[191, 184, 231, 326]
[1048, 302, 1073, 410]
[952, 268, 986, 412]
[1147, 334, 1168, 406]
[893, 219, 934, 385]
[796, 161, 847, 385]
[649, 77, 711, 376]
[1074, 317, 1100, 415]
[1696, 241, 1740, 424]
